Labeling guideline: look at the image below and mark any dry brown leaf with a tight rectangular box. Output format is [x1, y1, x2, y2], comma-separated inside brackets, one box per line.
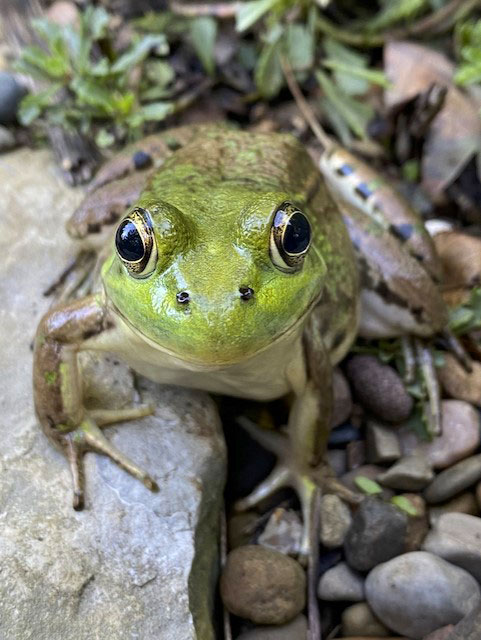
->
[384, 41, 481, 198]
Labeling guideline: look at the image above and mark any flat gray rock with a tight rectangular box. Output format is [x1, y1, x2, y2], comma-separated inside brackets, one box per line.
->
[366, 420, 401, 464]
[378, 455, 434, 491]
[365, 551, 481, 639]
[424, 454, 481, 504]
[422, 512, 481, 582]
[0, 149, 227, 640]
[344, 497, 408, 571]
[318, 561, 365, 602]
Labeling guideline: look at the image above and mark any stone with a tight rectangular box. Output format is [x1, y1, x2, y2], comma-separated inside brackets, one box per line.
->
[341, 466, 394, 501]
[422, 512, 481, 582]
[220, 545, 306, 625]
[477, 482, 481, 509]
[0, 149, 227, 639]
[320, 494, 352, 549]
[422, 627, 454, 640]
[0, 124, 15, 151]
[346, 440, 366, 470]
[344, 498, 408, 572]
[398, 400, 480, 469]
[447, 603, 481, 640]
[236, 615, 308, 639]
[318, 561, 365, 602]
[327, 448, 347, 477]
[434, 230, 481, 291]
[429, 491, 479, 526]
[46, 0, 80, 26]
[365, 551, 481, 639]
[227, 512, 258, 549]
[258, 508, 302, 556]
[423, 454, 481, 504]
[401, 493, 429, 551]
[341, 602, 391, 637]
[329, 423, 362, 446]
[366, 421, 401, 464]
[332, 367, 353, 428]
[345, 355, 413, 423]
[0, 71, 26, 124]
[438, 353, 481, 407]
[378, 455, 434, 491]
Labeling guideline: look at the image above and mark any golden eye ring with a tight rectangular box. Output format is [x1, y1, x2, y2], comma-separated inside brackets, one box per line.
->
[115, 207, 157, 278]
[269, 202, 311, 272]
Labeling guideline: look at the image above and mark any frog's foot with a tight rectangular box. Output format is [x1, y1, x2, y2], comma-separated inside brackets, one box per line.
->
[43, 249, 98, 304]
[234, 417, 360, 562]
[63, 406, 158, 510]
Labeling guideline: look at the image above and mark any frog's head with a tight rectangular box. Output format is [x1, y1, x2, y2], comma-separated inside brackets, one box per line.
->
[102, 185, 326, 366]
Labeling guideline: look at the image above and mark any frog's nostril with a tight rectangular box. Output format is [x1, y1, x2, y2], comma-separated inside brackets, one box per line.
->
[239, 286, 254, 301]
[176, 291, 190, 304]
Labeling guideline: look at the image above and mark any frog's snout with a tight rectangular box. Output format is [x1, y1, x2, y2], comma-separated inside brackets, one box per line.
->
[175, 286, 255, 305]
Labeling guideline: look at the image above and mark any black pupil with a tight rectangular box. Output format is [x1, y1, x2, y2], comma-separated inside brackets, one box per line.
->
[116, 220, 144, 261]
[283, 212, 310, 254]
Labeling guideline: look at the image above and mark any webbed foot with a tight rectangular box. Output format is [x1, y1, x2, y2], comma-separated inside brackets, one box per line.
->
[63, 406, 158, 510]
[234, 417, 360, 562]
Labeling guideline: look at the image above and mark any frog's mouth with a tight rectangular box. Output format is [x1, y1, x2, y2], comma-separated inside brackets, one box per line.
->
[109, 292, 322, 369]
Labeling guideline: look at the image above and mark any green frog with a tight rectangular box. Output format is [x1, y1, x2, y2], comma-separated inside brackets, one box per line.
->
[33, 124, 446, 557]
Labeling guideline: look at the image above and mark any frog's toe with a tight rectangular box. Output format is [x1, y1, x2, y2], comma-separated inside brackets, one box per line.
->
[62, 416, 158, 509]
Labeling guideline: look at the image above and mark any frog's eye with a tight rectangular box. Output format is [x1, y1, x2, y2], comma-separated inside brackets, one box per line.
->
[269, 202, 311, 272]
[115, 207, 157, 278]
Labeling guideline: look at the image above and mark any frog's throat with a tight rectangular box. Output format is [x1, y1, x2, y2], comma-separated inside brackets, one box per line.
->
[108, 293, 323, 369]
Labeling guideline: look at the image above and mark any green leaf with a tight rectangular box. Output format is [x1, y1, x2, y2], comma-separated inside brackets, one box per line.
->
[354, 475, 383, 495]
[17, 84, 62, 125]
[284, 24, 314, 71]
[31, 17, 63, 46]
[95, 128, 116, 148]
[316, 70, 373, 139]
[189, 17, 217, 76]
[129, 101, 174, 127]
[391, 495, 418, 516]
[236, 0, 279, 33]
[322, 59, 390, 89]
[255, 38, 283, 99]
[83, 6, 110, 40]
[21, 45, 70, 80]
[448, 288, 481, 334]
[111, 34, 168, 74]
[365, 0, 428, 32]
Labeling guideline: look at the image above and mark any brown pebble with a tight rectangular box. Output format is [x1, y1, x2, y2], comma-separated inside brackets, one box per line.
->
[46, 1, 79, 26]
[438, 353, 481, 407]
[430, 491, 479, 526]
[345, 355, 413, 423]
[332, 367, 353, 427]
[398, 400, 480, 469]
[220, 545, 306, 625]
[422, 624, 455, 639]
[434, 230, 481, 290]
[402, 494, 429, 552]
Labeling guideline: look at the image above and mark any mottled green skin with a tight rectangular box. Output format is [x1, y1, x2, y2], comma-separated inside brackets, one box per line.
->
[102, 127, 358, 365]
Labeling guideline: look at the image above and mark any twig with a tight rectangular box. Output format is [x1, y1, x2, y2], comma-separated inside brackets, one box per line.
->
[170, 1, 239, 18]
[307, 487, 322, 640]
[316, 0, 481, 48]
[280, 55, 332, 152]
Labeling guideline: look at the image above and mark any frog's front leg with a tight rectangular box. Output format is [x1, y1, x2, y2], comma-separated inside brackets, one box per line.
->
[34, 293, 158, 509]
[235, 313, 359, 560]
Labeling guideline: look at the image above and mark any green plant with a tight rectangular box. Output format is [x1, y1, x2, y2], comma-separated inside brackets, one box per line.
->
[15, 7, 177, 145]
